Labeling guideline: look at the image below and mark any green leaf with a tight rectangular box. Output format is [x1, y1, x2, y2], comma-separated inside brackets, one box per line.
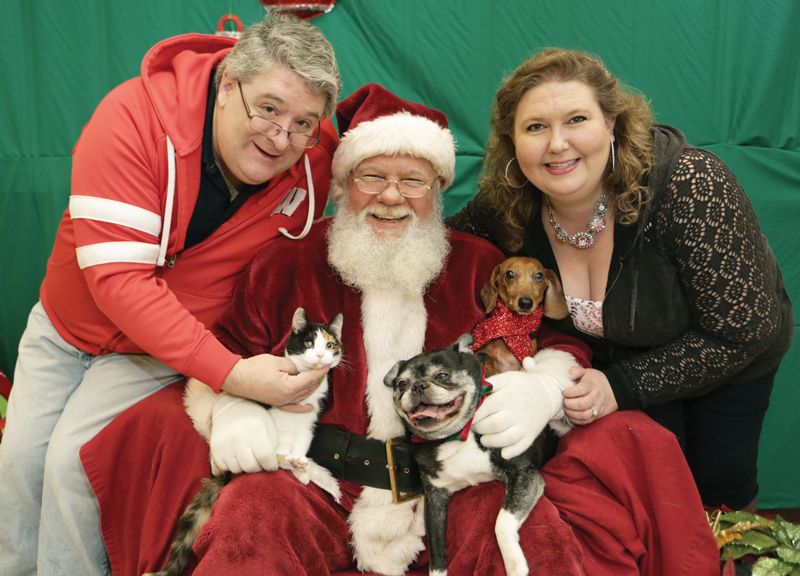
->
[776, 545, 800, 564]
[752, 557, 794, 576]
[721, 511, 770, 526]
[727, 543, 764, 560]
[716, 511, 800, 568]
[737, 530, 780, 553]
[774, 517, 800, 549]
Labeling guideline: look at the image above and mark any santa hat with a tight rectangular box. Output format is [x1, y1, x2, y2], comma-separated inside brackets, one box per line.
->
[331, 83, 456, 197]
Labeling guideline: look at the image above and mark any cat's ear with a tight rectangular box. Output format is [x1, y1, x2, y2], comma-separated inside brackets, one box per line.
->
[291, 307, 308, 333]
[450, 333, 474, 354]
[329, 313, 344, 340]
[383, 361, 403, 388]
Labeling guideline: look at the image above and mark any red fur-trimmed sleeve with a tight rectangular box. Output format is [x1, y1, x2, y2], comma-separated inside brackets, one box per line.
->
[537, 324, 592, 368]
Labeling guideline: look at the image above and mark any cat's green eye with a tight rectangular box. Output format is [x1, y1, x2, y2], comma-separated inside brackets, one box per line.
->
[326, 342, 334, 349]
[305, 342, 313, 348]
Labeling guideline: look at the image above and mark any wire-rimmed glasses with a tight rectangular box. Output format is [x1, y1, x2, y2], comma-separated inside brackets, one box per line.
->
[352, 175, 435, 198]
[237, 81, 320, 149]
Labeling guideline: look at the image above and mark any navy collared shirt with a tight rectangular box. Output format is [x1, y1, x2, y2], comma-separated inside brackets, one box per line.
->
[184, 74, 268, 249]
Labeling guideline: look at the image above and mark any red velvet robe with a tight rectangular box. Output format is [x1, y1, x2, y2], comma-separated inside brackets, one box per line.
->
[80, 221, 720, 575]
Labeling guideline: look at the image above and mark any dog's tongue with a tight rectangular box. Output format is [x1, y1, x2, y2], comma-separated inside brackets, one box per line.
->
[409, 396, 463, 422]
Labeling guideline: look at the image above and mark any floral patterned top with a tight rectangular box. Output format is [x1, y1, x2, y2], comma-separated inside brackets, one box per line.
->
[566, 295, 604, 338]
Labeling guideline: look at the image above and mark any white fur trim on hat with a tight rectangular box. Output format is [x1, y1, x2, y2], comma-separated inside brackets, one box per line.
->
[332, 111, 456, 191]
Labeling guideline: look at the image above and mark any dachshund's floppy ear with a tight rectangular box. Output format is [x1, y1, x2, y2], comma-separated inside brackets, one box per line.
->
[543, 269, 569, 319]
[479, 265, 501, 313]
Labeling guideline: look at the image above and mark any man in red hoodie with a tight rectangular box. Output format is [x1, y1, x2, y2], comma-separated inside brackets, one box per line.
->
[0, 12, 341, 575]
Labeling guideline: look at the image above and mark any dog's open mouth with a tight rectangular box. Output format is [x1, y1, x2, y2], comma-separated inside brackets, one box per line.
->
[407, 393, 465, 425]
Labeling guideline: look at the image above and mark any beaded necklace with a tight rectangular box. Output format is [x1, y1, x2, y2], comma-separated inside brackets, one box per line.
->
[545, 191, 609, 249]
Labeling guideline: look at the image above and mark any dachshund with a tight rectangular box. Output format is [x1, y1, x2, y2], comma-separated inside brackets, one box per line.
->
[472, 256, 568, 376]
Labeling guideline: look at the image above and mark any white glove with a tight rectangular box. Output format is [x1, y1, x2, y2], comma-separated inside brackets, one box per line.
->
[474, 349, 578, 459]
[208, 393, 278, 476]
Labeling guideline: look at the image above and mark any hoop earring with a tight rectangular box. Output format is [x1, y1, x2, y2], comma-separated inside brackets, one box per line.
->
[504, 157, 528, 189]
[610, 135, 616, 173]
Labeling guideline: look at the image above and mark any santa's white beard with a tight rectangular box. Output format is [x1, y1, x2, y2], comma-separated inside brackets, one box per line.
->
[327, 199, 450, 295]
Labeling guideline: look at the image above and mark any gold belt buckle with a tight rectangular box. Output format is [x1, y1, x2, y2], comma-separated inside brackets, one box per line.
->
[385, 437, 423, 504]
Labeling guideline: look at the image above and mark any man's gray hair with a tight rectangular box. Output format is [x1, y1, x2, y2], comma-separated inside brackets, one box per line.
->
[215, 11, 340, 118]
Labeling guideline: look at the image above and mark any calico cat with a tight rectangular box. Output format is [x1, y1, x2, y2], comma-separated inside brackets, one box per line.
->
[146, 307, 343, 576]
[274, 307, 343, 481]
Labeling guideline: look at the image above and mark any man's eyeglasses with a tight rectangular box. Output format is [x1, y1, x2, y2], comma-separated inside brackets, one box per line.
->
[237, 81, 320, 149]
[352, 175, 435, 198]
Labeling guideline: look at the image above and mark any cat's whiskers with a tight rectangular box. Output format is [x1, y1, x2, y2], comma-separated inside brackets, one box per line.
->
[332, 356, 354, 375]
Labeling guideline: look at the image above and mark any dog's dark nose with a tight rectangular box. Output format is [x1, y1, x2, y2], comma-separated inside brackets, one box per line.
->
[518, 297, 533, 311]
[412, 382, 429, 394]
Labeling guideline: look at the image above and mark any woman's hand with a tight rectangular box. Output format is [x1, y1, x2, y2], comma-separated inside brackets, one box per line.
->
[563, 367, 618, 425]
[221, 354, 329, 412]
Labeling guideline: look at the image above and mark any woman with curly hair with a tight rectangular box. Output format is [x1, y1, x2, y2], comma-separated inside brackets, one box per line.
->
[449, 47, 793, 512]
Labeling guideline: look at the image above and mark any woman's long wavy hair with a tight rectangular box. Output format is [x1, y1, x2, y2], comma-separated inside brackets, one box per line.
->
[481, 48, 654, 252]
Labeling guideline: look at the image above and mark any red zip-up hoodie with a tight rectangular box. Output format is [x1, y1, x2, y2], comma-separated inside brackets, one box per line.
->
[40, 33, 338, 391]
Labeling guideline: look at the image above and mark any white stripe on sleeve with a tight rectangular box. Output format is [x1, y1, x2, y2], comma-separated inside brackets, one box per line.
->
[157, 136, 177, 266]
[76, 241, 160, 269]
[69, 196, 162, 237]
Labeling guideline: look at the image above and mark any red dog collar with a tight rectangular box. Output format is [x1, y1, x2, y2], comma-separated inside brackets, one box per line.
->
[471, 300, 543, 362]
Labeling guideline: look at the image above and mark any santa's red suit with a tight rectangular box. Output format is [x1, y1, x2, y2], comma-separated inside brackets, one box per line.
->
[81, 220, 719, 576]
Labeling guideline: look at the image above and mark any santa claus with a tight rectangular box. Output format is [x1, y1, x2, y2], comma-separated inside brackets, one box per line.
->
[80, 83, 719, 576]
[181, 83, 591, 574]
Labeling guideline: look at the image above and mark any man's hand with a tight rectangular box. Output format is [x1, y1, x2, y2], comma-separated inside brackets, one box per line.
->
[221, 354, 329, 411]
[209, 394, 278, 475]
[473, 349, 578, 459]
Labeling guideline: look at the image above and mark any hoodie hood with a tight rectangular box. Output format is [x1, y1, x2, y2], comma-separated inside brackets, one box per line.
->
[643, 124, 686, 220]
[140, 33, 236, 155]
[614, 124, 687, 262]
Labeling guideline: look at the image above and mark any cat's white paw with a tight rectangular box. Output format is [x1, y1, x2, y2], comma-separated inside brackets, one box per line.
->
[290, 455, 309, 471]
[280, 455, 311, 484]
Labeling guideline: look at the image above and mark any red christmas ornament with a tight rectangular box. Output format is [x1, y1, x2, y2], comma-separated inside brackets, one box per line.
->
[260, 0, 336, 20]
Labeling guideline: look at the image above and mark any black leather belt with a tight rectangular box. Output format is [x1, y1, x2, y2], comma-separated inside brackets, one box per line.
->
[308, 424, 423, 503]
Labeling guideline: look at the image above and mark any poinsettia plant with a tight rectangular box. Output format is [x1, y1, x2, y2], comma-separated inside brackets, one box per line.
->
[709, 510, 800, 575]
